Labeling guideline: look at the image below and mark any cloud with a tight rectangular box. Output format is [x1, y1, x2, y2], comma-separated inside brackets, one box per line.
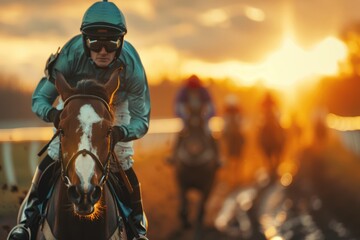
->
[1, 0, 360, 88]
[1, 0, 358, 62]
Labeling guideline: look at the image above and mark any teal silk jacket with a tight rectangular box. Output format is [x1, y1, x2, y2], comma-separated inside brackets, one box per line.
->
[32, 35, 150, 142]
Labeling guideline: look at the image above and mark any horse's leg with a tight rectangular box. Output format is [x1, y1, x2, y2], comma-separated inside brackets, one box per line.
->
[178, 186, 191, 229]
[194, 185, 213, 240]
[194, 194, 206, 240]
[269, 154, 278, 182]
[234, 155, 241, 186]
[194, 169, 216, 240]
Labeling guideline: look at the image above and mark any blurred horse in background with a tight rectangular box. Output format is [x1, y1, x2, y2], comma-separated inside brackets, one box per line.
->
[221, 94, 246, 187]
[257, 93, 286, 181]
[171, 102, 220, 239]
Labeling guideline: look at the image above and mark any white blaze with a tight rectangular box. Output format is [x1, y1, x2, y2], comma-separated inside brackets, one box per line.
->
[75, 104, 102, 191]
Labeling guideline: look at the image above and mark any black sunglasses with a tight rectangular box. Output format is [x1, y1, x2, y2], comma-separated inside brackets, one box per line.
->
[86, 38, 121, 53]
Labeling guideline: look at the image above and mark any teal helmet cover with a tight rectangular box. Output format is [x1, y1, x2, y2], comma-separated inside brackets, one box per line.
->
[80, 1, 127, 60]
[80, 0, 127, 37]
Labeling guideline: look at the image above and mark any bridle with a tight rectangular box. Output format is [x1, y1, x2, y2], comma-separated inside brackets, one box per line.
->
[38, 93, 133, 193]
[59, 94, 113, 188]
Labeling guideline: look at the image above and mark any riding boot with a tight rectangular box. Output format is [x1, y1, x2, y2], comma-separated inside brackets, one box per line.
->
[124, 168, 148, 240]
[129, 184, 148, 240]
[7, 168, 43, 240]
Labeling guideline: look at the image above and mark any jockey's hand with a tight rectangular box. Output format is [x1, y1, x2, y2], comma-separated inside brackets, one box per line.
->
[48, 108, 62, 129]
[111, 126, 125, 148]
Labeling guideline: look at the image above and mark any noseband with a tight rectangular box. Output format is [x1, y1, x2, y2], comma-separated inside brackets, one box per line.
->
[59, 94, 113, 188]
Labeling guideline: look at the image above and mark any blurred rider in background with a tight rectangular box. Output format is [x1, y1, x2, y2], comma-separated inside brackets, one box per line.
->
[175, 74, 215, 127]
[167, 74, 218, 164]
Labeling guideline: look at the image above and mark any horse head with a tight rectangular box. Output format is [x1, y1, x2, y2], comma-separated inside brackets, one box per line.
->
[54, 69, 120, 217]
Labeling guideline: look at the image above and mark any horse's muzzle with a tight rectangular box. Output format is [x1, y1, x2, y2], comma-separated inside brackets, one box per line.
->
[67, 184, 102, 215]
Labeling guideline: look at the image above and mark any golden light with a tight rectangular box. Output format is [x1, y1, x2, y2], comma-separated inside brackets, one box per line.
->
[326, 113, 360, 131]
[181, 36, 347, 92]
[0, 2, 349, 92]
[0, 4, 24, 22]
[0, 127, 53, 142]
[264, 226, 278, 239]
[198, 8, 229, 27]
[270, 237, 284, 240]
[139, 45, 182, 85]
[0, 36, 67, 90]
[280, 173, 293, 187]
[122, 0, 155, 19]
[257, 36, 347, 89]
[75, 199, 106, 221]
[244, 6, 265, 22]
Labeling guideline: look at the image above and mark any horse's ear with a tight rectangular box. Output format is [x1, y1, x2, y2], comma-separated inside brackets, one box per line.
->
[105, 68, 121, 104]
[55, 71, 73, 101]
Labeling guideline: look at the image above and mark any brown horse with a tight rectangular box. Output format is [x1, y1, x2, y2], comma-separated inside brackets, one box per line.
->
[28, 70, 130, 240]
[257, 110, 286, 181]
[172, 103, 220, 240]
[222, 104, 246, 186]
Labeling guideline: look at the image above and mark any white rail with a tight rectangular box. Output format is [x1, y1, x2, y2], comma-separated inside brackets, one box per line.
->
[0, 118, 223, 188]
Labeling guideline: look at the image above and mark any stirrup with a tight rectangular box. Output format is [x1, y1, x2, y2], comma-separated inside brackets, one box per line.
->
[7, 224, 31, 240]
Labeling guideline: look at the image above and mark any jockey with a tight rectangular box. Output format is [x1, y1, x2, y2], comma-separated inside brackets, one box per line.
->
[167, 75, 218, 164]
[175, 74, 215, 127]
[222, 94, 244, 134]
[261, 92, 279, 118]
[8, 1, 150, 240]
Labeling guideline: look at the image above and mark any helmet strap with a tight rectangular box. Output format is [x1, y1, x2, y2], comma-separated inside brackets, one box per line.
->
[82, 34, 91, 58]
[114, 36, 124, 59]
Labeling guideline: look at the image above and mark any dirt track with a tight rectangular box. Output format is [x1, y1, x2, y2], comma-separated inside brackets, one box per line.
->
[135, 150, 239, 240]
[0, 148, 240, 240]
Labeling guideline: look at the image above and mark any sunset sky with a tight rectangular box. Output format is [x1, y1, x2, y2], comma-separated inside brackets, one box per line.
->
[1, 0, 360, 92]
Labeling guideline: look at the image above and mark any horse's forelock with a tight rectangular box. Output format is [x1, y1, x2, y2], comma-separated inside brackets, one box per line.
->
[74, 79, 110, 103]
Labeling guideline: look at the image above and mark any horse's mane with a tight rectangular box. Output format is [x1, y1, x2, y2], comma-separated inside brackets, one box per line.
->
[74, 79, 110, 103]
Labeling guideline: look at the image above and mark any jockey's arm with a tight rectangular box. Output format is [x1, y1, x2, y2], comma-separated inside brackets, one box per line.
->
[204, 101, 215, 120]
[203, 89, 216, 120]
[117, 75, 150, 142]
[31, 77, 59, 122]
[175, 103, 189, 121]
[113, 46, 150, 142]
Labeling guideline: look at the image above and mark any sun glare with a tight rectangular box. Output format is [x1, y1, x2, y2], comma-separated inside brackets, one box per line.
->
[140, 45, 182, 84]
[259, 36, 347, 89]
[181, 36, 347, 92]
[198, 8, 229, 27]
[327, 113, 360, 131]
[244, 6, 265, 22]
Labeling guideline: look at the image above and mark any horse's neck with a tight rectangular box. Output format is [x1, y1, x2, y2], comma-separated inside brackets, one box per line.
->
[44, 180, 119, 240]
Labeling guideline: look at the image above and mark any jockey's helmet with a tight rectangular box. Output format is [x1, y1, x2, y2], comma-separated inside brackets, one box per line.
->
[80, 0, 127, 58]
[185, 74, 203, 88]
